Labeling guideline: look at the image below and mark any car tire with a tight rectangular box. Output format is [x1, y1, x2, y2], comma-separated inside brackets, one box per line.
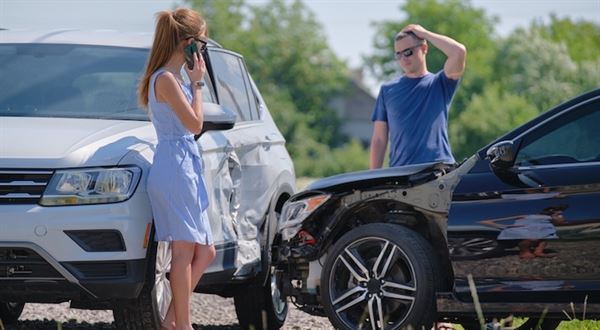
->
[233, 199, 288, 330]
[112, 240, 170, 330]
[321, 223, 440, 330]
[0, 302, 25, 325]
[233, 266, 288, 330]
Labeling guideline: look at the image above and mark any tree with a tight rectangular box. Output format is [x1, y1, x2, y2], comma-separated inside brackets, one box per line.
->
[528, 16, 600, 100]
[197, 0, 246, 48]
[531, 15, 600, 64]
[449, 85, 538, 160]
[242, 0, 348, 146]
[494, 29, 582, 112]
[189, 0, 361, 177]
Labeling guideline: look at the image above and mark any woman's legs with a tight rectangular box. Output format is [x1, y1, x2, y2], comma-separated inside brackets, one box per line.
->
[191, 244, 216, 289]
[518, 240, 536, 259]
[162, 243, 216, 330]
[534, 240, 548, 256]
[170, 240, 195, 330]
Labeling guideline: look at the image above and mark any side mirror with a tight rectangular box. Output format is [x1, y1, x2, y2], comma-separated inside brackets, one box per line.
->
[486, 141, 515, 169]
[195, 103, 236, 140]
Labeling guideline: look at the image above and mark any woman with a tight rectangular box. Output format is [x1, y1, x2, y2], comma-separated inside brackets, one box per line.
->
[139, 8, 215, 330]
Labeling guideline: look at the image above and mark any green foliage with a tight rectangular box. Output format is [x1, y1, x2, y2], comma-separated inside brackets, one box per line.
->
[557, 320, 600, 330]
[243, 0, 348, 146]
[531, 15, 600, 64]
[494, 29, 581, 112]
[293, 137, 369, 178]
[534, 18, 600, 96]
[454, 319, 600, 330]
[197, 0, 245, 47]
[190, 0, 600, 178]
[189, 0, 358, 177]
[449, 84, 538, 160]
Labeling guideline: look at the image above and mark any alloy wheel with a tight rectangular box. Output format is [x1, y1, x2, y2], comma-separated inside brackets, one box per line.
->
[328, 237, 417, 330]
[154, 241, 172, 322]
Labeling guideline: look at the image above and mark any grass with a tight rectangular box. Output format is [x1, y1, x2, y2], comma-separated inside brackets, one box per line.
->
[453, 320, 600, 330]
[455, 274, 600, 330]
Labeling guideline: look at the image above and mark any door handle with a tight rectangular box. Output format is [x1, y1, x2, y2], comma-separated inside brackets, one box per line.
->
[518, 172, 544, 187]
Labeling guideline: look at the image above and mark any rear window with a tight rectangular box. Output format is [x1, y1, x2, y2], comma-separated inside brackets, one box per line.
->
[0, 44, 149, 120]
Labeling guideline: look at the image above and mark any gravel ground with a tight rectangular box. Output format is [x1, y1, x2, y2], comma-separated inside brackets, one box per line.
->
[5, 293, 334, 330]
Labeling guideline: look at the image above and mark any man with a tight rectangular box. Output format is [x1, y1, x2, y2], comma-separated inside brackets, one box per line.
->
[369, 24, 466, 169]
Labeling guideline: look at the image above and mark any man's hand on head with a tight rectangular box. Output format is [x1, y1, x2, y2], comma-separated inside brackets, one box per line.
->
[401, 24, 429, 40]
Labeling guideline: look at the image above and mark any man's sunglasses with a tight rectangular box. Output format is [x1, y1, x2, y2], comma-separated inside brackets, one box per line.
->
[395, 44, 422, 60]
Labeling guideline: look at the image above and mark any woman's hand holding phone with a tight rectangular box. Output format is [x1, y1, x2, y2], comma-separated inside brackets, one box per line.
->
[185, 51, 206, 84]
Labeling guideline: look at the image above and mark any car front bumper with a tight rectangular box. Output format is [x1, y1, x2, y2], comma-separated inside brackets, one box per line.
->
[0, 192, 153, 301]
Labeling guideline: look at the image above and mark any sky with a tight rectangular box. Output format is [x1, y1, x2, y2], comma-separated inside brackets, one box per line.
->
[1, 0, 599, 72]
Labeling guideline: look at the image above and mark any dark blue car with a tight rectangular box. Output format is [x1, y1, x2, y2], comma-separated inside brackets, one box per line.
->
[274, 88, 600, 330]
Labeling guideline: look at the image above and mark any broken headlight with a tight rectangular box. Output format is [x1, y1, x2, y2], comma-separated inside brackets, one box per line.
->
[279, 194, 330, 241]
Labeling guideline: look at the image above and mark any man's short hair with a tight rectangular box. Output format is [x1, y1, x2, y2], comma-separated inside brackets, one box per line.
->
[395, 30, 423, 42]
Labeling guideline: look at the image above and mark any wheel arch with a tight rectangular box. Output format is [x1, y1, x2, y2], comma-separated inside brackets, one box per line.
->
[318, 198, 454, 291]
[259, 184, 294, 285]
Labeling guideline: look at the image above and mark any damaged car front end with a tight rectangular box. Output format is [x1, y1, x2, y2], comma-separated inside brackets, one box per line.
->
[273, 157, 477, 328]
[274, 89, 600, 330]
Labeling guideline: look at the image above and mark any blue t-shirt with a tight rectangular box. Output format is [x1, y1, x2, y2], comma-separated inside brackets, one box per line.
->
[371, 70, 459, 167]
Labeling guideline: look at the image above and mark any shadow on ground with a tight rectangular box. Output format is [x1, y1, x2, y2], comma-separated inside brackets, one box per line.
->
[4, 320, 243, 330]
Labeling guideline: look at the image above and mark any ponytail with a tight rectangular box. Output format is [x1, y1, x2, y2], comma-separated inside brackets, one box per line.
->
[138, 8, 207, 108]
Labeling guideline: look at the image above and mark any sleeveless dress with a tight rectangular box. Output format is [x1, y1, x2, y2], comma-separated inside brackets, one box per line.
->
[146, 68, 213, 245]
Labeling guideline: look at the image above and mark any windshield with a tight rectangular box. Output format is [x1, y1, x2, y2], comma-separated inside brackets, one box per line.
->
[0, 43, 149, 121]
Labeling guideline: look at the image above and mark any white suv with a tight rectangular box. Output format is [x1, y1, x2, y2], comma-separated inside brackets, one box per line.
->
[0, 29, 295, 330]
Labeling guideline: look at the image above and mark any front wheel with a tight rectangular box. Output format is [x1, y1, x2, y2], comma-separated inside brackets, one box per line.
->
[321, 223, 440, 330]
[0, 302, 25, 325]
[112, 241, 171, 330]
[234, 266, 288, 330]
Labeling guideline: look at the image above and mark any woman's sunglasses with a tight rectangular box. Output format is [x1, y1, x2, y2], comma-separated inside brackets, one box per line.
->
[394, 44, 422, 60]
[186, 37, 208, 52]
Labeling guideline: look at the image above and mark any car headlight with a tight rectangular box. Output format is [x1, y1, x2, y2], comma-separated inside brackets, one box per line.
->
[279, 194, 330, 241]
[40, 166, 141, 206]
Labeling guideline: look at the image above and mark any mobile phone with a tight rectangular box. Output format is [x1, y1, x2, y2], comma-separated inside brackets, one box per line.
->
[183, 42, 199, 70]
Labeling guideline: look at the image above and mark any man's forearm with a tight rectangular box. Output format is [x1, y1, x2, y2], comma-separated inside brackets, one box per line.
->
[423, 30, 466, 78]
[421, 30, 465, 59]
[369, 140, 387, 169]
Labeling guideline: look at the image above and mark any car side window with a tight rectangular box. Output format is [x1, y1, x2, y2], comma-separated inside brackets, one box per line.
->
[209, 50, 253, 121]
[239, 60, 259, 120]
[516, 100, 600, 166]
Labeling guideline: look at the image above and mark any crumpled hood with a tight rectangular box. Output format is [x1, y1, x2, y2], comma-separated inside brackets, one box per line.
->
[0, 116, 156, 168]
[307, 162, 440, 192]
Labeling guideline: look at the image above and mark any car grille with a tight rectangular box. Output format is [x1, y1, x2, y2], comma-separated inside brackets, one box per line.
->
[0, 247, 62, 279]
[0, 170, 53, 205]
